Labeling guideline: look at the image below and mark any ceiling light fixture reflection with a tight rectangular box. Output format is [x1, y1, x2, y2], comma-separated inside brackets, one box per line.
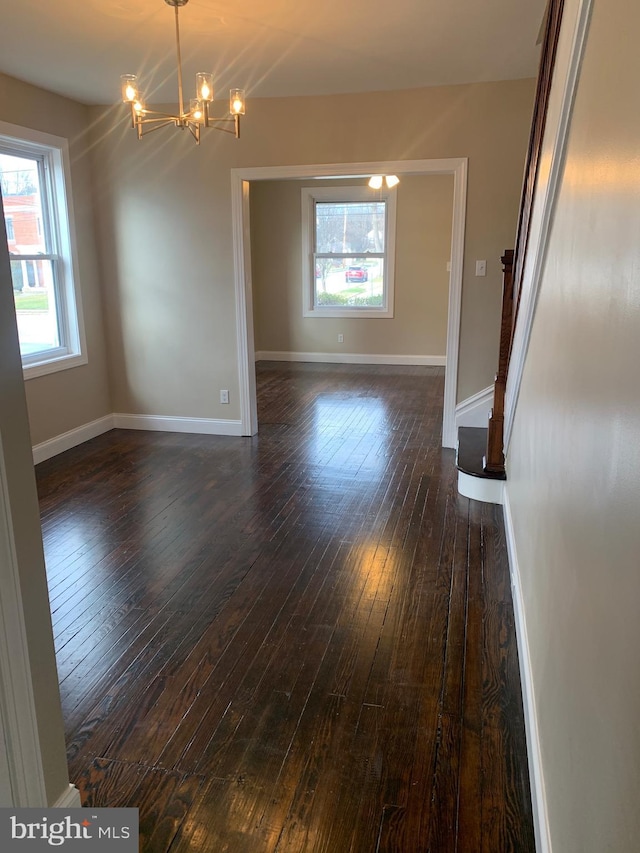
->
[120, 0, 246, 145]
[368, 175, 400, 189]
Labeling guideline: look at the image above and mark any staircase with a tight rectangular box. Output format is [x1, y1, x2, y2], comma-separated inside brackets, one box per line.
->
[455, 0, 565, 504]
[456, 425, 506, 504]
[456, 250, 513, 504]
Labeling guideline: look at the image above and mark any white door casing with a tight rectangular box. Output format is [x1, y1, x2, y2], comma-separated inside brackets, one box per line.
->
[231, 158, 468, 449]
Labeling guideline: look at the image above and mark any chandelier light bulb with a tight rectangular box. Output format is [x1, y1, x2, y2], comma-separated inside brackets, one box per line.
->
[385, 175, 400, 188]
[190, 99, 204, 122]
[196, 72, 214, 102]
[368, 175, 383, 189]
[121, 74, 138, 103]
[230, 89, 246, 115]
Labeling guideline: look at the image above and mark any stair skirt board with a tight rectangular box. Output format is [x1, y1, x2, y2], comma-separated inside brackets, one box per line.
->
[458, 469, 505, 504]
[455, 385, 494, 429]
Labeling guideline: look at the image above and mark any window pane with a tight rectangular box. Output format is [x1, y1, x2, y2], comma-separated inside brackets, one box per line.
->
[315, 201, 386, 254]
[11, 259, 60, 356]
[0, 152, 48, 254]
[315, 256, 384, 308]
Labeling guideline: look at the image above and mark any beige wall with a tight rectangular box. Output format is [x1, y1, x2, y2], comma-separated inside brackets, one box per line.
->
[506, 0, 640, 850]
[250, 175, 453, 357]
[89, 77, 534, 417]
[0, 211, 70, 804]
[0, 73, 111, 445]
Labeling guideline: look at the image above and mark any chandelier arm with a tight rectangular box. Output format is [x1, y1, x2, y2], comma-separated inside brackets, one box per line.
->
[209, 124, 239, 136]
[174, 4, 185, 118]
[187, 123, 201, 144]
[137, 119, 178, 136]
[201, 117, 240, 137]
[139, 109, 182, 121]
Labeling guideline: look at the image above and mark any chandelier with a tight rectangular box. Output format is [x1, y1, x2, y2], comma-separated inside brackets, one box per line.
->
[120, 0, 246, 145]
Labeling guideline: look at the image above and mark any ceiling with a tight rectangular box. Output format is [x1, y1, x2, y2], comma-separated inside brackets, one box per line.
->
[0, 0, 547, 106]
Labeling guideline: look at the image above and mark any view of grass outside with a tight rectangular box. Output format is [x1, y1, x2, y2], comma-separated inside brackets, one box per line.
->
[14, 291, 49, 311]
[11, 283, 58, 355]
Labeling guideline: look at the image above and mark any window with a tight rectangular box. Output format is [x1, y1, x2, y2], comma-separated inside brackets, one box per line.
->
[0, 123, 85, 378]
[302, 186, 397, 318]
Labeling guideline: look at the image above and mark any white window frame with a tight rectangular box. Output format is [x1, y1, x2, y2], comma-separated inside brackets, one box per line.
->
[301, 186, 397, 318]
[0, 121, 86, 380]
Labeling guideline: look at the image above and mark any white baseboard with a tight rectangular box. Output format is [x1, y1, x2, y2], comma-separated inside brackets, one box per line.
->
[455, 385, 494, 429]
[32, 415, 115, 465]
[113, 413, 244, 437]
[52, 783, 82, 809]
[32, 413, 245, 464]
[255, 350, 446, 366]
[502, 488, 551, 853]
[457, 469, 504, 504]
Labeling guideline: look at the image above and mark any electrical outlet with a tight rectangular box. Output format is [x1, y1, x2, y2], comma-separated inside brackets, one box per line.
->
[220, 390, 229, 404]
[338, 334, 344, 343]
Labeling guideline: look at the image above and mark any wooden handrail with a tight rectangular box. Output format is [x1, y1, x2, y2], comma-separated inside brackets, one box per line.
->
[483, 0, 565, 476]
[511, 0, 565, 343]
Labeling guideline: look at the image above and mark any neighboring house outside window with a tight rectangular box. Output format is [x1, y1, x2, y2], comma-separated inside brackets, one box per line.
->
[301, 186, 397, 319]
[0, 122, 86, 378]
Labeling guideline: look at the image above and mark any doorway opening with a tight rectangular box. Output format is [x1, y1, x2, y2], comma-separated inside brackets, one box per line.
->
[230, 158, 467, 448]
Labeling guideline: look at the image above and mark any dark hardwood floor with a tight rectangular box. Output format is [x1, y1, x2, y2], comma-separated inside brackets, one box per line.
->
[36, 362, 534, 852]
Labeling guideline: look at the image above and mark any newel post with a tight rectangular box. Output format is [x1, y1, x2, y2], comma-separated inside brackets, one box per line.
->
[484, 249, 514, 475]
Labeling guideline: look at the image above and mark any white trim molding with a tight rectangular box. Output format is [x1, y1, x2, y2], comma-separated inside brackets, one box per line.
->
[255, 351, 445, 367]
[32, 415, 114, 465]
[0, 433, 48, 807]
[504, 0, 594, 451]
[113, 414, 244, 437]
[231, 157, 468, 448]
[0, 121, 88, 382]
[300, 185, 398, 319]
[52, 783, 82, 809]
[455, 385, 494, 429]
[31, 414, 246, 466]
[502, 488, 551, 853]
[232, 179, 259, 442]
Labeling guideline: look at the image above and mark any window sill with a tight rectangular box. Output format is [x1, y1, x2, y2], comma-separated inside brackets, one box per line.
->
[303, 307, 394, 319]
[23, 351, 88, 381]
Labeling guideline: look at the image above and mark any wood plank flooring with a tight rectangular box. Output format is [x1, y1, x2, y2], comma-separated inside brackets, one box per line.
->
[35, 362, 534, 852]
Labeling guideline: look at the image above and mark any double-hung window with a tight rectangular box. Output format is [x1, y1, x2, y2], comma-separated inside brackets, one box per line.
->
[0, 123, 85, 378]
[302, 186, 397, 318]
